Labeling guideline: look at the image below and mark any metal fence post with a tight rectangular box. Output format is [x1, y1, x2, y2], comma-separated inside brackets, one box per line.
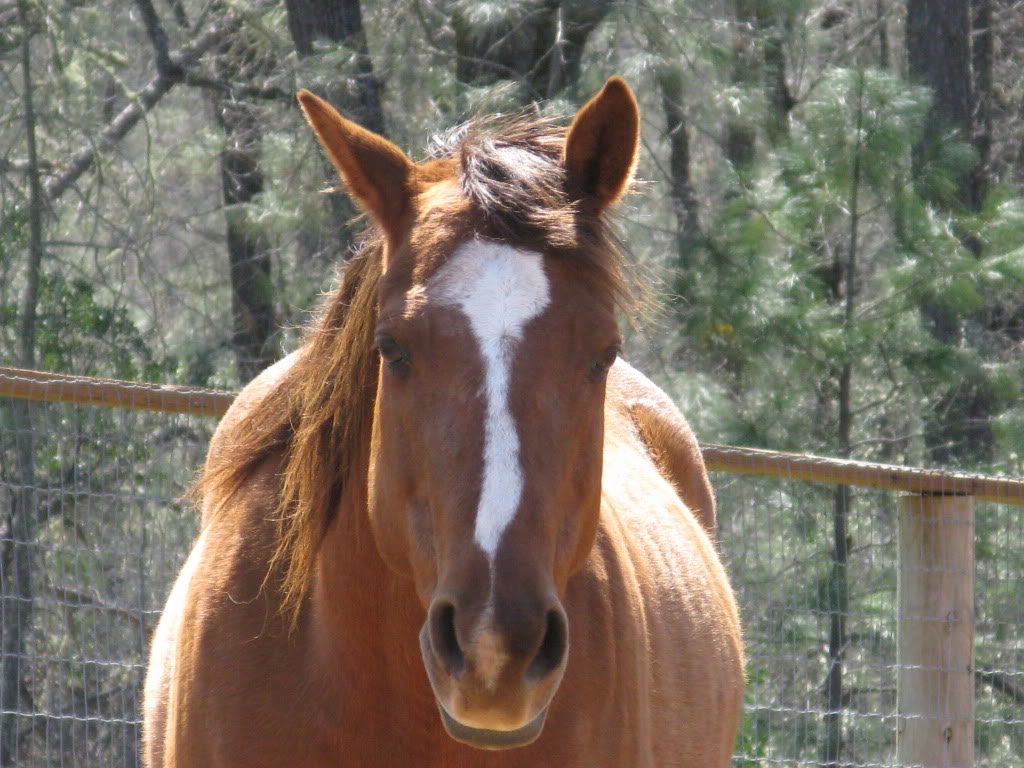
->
[897, 494, 975, 768]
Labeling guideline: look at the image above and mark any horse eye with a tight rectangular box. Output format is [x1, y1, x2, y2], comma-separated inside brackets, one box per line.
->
[591, 345, 620, 378]
[376, 336, 409, 370]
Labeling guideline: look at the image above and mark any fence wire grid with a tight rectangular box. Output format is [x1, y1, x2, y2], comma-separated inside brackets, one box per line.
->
[1, 395, 206, 767]
[1, 375, 1022, 767]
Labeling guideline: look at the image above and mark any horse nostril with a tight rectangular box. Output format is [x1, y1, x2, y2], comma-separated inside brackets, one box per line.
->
[429, 602, 464, 676]
[527, 609, 567, 682]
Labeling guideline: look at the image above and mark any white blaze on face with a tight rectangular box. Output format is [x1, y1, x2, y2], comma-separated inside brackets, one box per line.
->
[428, 239, 551, 560]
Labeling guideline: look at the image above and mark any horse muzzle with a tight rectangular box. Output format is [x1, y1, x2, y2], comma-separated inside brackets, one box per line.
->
[418, 596, 568, 750]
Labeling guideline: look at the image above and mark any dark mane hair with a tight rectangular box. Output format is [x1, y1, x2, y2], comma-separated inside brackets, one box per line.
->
[435, 114, 572, 246]
[198, 112, 634, 626]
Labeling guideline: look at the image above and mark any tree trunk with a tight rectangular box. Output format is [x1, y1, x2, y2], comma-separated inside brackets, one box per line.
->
[724, 0, 758, 170]
[545, 0, 613, 99]
[762, 28, 792, 145]
[641, 11, 703, 286]
[725, 0, 794, 169]
[452, 0, 613, 104]
[1, 404, 38, 767]
[285, 0, 384, 135]
[971, 0, 992, 203]
[876, 0, 890, 69]
[823, 483, 850, 767]
[821, 68, 866, 768]
[1, 3, 43, 762]
[215, 97, 277, 382]
[906, 0, 976, 206]
[211, 35, 278, 382]
[907, 0, 995, 465]
[284, 0, 385, 266]
[656, 66, 702, 266]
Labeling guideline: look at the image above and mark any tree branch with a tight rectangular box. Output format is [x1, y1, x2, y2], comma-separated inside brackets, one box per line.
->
[165, 0, 189, 28]
[39, 12, 244, 205]
[182, 72, 292, 103]
[977, 669, 1024, 705]
[0, 157, 56, 173]
[133, 0, 182, 79]
[0, 0, 94, 55]
[17, 0, 43, 369]
[48, 586, 146, 628]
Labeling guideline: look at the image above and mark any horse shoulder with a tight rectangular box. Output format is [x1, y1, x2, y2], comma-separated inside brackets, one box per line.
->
[146, 456, 321, 766]
[142, 524, 211, 767]
[201, 351, 298, 526]
[574, 459, 744, 767]
[605, 358, 717, 536]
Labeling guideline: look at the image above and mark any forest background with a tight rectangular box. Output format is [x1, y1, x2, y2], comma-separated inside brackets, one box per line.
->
[3, 0, 1022, 473]
[1, 0, 1023, 766]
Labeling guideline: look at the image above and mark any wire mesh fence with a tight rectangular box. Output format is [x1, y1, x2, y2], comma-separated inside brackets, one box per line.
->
[0, 394, 207, 767]
[1, 370, 1021, 767]
[717, 474, 1023, 767]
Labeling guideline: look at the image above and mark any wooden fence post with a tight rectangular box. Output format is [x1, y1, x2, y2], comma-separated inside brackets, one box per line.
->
[897, 494, 975, 768]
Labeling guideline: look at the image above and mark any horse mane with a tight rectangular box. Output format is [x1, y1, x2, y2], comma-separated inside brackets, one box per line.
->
[197, 111, 635, 626]
[196, 236, 383, 624]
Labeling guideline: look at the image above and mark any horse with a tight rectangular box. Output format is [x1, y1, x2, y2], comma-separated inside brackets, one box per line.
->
[142, 76, 744, 767]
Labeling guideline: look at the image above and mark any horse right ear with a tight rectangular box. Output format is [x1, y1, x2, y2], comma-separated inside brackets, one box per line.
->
[297, 90, 413, 245]
[563, 76, 640, 214]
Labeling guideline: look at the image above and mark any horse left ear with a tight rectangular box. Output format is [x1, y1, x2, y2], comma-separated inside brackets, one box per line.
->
[563, 76, 640, 214]
[297, 89, 413, 244]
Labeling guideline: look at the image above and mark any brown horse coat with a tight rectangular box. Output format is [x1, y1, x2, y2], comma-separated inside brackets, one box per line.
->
[144, 356, 742, 767]
[143, 77, 743, 768]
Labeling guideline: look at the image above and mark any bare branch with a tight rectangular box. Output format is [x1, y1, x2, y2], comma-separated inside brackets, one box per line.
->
[182, 71, 291, 103]
[133, 0, 181, 79]
[0, 0, 94, 55]
[47, 586, 146, 628]
[976, 669, 1024, 705]
[165, 0, 189, 28]
[39, 12, 245, 205]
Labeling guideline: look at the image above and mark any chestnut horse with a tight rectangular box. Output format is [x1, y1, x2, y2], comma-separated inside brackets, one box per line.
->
[143, 77, 743, 767]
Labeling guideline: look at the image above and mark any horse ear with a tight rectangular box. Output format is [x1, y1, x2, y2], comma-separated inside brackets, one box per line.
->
[563, 76, 640, 213]
[297, 89, 413, 242]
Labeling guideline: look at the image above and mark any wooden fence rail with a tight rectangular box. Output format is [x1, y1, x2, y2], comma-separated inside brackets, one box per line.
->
[3, 365, 1023, 505]
[0, 365, 233, 417]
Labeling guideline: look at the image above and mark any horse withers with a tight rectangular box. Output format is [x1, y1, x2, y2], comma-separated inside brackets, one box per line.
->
[143, 76, 744, 767]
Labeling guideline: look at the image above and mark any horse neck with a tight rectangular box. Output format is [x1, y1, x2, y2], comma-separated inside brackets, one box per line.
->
[301, 478, 440, 749]
[309, 463, 425, 669]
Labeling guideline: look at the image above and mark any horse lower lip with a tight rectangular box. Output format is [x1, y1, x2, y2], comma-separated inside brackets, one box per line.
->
[438, 705, 548, 750]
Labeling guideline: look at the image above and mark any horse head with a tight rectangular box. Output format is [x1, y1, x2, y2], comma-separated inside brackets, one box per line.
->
[298, 77, 639, 750]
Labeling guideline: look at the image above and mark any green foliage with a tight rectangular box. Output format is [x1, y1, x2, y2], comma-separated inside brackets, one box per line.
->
[35, 273, 158, 377]
[668, 64, 1023, 472]
[1, 270, 161, 379]
[733, 668, 771, 766]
